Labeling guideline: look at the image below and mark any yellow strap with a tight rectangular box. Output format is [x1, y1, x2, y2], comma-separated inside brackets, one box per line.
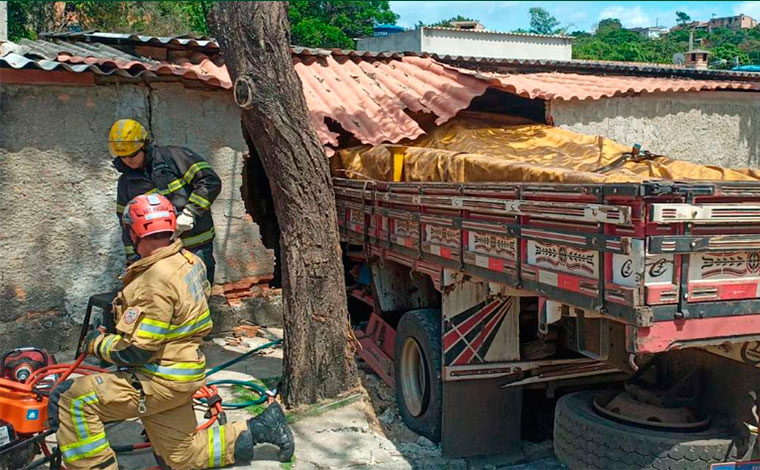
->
[393, 148, 404, 182]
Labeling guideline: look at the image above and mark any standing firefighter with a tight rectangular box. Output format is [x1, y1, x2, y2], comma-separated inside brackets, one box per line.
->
[49, 194, 294, 470]
[110, 118, 221, 283]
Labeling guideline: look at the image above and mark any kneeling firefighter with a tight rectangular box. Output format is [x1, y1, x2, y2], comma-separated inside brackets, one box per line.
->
[49, 194, 294, 470]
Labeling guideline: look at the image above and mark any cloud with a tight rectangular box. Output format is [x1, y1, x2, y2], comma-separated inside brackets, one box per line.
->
[598, 5, 651, 27]
[734, 1, 760, 19]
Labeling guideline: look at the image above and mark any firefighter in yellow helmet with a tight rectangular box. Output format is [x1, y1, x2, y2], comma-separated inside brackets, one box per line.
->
[48, 194, 294, 469]
[109, 119, 220, 283]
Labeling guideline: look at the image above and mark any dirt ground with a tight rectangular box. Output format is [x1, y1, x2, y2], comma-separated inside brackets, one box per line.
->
[34, 335, 564, 470]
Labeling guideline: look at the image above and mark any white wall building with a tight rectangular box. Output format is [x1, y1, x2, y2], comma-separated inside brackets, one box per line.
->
[356, 26, 573, 61]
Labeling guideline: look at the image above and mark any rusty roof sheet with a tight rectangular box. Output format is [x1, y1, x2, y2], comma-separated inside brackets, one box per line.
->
[456, 69, 760, 100]
[1, 39, 231, 88]
[40, 31, 219, 50]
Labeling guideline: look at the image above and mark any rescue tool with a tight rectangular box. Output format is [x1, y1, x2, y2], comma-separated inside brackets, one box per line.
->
[0, 337, 281, 470]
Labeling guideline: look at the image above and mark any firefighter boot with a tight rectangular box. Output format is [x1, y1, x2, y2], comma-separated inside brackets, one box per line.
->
[233, 403, 295, 463]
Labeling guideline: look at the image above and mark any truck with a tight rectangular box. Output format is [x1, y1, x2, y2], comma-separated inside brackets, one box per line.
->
[335, 175, 760, 469]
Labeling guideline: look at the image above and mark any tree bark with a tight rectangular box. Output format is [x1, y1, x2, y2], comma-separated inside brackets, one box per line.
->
[208, 2, 358, 407]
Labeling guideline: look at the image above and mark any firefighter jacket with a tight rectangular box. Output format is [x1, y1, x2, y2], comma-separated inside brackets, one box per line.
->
[114, 144, 222, 259]
[91, 240, 212, 393]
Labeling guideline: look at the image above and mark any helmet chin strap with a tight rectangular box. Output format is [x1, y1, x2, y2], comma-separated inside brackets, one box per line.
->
[131, 229, 143, 251]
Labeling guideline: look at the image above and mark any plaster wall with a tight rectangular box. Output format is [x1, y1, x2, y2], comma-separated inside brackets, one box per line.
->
[550, 91, 760, 168]
[0, 82, 275, 349]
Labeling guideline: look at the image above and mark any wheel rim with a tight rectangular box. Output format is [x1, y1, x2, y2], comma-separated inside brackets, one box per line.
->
[593, 390, 710, 431]
[400, 337, 428, 417]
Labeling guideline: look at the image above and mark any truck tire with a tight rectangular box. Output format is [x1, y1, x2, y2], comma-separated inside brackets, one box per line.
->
[554, 390, 742, 470]
[395, 308, 442, 442]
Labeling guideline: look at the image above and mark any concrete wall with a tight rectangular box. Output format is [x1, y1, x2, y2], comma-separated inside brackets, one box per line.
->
[356, 28, 572, 60]
[0, 1, 7, 41]
[550, 91, 760, 168]
[356, 28, 422, 53]
[422, 28, 572, 60]
[0, 81, 276, 350]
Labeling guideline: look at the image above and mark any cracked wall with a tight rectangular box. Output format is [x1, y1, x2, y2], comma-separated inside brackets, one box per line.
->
[0, 82, 277, 350]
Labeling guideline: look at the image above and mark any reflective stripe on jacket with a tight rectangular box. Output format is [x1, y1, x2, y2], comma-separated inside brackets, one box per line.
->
[114, 145, 221, 257]
[108, 241, 213, 392]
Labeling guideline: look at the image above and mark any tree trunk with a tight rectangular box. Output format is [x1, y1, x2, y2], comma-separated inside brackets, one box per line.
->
[208, 2, 358, 406]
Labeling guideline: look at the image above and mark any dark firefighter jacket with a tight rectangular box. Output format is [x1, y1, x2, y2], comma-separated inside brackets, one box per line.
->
[115, 145, 222, 259]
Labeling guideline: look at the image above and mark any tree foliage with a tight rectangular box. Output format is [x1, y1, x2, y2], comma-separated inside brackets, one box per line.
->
[7, 1, 216, 40]
[676, 11, 691, 26]
[7, 1, 398, 49]
[529, 7, 562, 35]
[288, 1, 398, 48]
[417, 15, 477, 28]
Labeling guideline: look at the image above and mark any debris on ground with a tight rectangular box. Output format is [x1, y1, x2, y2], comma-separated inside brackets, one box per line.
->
[234, 324, 261, 338]
[212, 326, 283, 356]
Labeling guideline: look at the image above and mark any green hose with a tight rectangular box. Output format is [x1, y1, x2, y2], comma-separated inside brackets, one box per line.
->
[200, 338, 282, 409]
[204, 379, 268, 408]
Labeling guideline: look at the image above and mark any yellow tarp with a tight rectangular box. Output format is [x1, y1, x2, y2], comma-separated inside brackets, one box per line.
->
[331, 113, 760, 184]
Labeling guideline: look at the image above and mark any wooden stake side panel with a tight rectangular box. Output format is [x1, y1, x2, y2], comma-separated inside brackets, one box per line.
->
[335, 179, 760, 329]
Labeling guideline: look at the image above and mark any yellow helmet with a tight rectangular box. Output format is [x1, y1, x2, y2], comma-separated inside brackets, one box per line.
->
[108, 119, 149, 157]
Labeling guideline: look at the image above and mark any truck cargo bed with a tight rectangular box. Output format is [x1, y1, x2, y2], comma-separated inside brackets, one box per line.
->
[335, 178, 760, 354]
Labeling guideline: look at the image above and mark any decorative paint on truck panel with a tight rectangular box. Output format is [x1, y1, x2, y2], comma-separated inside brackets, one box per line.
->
[526, 240, 599, 278]
[443, 297, 516, 366]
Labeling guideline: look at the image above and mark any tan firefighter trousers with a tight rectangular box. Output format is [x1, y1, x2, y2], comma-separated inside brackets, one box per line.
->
[54, 371, 248, 469]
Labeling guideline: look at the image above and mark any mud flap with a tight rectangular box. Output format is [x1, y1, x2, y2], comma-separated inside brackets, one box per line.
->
[441, 378, 523, 458]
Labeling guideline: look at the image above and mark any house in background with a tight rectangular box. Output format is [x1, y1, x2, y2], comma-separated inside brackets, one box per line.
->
[355, 21, 573, 61]
[628, 26, 669, 39]
[708, 14, 758, 31]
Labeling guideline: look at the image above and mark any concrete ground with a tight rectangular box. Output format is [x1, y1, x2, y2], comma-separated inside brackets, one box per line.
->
[36, 336, 564, 470]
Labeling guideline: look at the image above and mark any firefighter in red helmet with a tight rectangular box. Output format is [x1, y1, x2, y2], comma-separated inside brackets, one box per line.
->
[48, 194, 294, 469]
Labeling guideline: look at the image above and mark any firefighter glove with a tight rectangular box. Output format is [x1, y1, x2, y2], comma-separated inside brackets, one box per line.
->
[173, 208, 195, 239]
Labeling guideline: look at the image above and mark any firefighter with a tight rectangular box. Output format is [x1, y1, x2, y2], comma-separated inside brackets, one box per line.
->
[110, 118, 220, 283]
[48, 194, 294, 470]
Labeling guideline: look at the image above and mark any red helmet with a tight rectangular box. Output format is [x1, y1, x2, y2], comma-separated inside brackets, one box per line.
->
[123, 194, 176, 244]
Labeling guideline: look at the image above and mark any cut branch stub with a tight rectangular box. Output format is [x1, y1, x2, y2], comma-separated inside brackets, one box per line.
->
[234, 75, 256, 110]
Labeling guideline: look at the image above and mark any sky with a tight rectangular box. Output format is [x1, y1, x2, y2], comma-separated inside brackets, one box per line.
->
[389, 1, 760, 32]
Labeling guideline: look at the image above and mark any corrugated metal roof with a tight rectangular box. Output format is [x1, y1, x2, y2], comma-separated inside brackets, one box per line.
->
[277, 47, 760, 81]
[427, 53, 760, 80]
[41, 31, 218, 50]
[451, 69, 760, 100]
[1, 39, 230, 88]
[41, 33, 760, 80]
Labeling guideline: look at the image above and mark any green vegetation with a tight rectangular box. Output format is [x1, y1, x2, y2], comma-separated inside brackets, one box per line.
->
[7, 0, 398, 49]
[529, 7, 563, 35]
[417, 15, 478, 28]
[7, 2, 759, 68]
[289, 1, 398, 49]
[7, 1, 212, 39]
[572, 20, 760, 67]
[232, 377, 281, 417]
